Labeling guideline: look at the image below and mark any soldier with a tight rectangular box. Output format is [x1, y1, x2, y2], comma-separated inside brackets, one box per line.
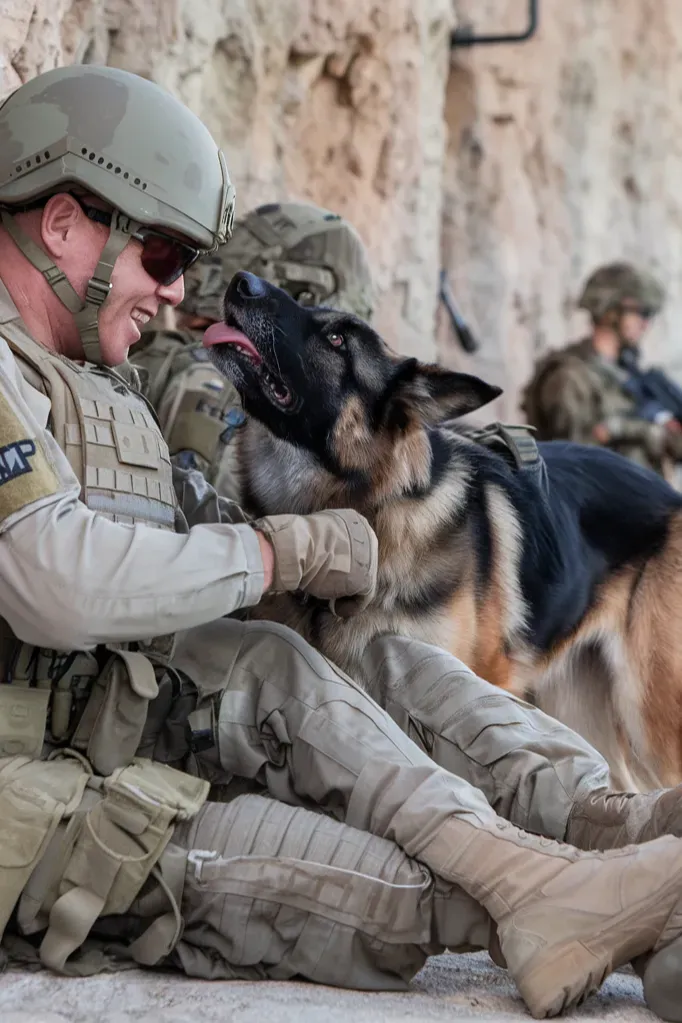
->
[523, 262, 682, 478]
[3, 65, 682, 1022]
[129, 202, 374, 502]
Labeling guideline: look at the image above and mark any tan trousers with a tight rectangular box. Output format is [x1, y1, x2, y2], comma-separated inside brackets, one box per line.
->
[138, 618, 612, 986]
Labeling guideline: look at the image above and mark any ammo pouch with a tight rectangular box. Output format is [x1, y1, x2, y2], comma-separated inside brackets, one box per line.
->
[166, 369, 245, 469]
[0, 754, 208, 974]
[0, 643, 161, 775]
[70, 646, 160, 775]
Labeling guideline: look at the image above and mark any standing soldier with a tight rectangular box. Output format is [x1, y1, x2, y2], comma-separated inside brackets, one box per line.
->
[522, 262, 682, 479]
[129, 202, 374, 502]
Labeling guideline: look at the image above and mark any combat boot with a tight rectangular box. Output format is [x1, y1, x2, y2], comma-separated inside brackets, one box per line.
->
[408, 811, 682, 1019]
[566, 785, 682, 850]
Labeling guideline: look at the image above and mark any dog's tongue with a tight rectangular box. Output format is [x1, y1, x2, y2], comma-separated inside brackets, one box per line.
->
[203, 322, 252, 349]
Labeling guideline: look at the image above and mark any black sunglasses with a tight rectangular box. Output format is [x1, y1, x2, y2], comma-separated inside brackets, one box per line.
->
[620, 302, 656, 320]
[78, 199, 201, 287]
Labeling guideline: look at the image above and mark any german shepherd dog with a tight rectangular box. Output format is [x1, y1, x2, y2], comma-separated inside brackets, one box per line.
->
[205, 270, 682, 792]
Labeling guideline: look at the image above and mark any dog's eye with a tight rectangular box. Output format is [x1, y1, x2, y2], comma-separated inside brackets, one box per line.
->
[328, 333, 344, 348]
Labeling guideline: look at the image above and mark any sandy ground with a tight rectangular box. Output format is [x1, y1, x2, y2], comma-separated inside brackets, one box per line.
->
[0, 952, 659, 1023]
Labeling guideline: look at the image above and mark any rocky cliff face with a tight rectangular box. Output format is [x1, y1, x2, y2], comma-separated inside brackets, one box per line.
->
[3, 0, 682, 418]
[0, 0, 455, 364]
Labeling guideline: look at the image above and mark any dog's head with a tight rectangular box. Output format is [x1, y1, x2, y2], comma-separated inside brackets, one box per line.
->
[205, 270, 500, 488]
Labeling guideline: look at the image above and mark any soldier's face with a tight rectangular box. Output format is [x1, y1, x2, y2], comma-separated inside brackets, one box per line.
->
[619, 301, 654, 347]
[97, 234, 186, 365]
[34, 194, 188, 365]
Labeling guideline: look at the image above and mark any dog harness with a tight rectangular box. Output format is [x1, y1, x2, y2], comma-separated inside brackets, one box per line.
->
[465, 422, 549, 495]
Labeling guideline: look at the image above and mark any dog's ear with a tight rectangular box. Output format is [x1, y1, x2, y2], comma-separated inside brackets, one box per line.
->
[377, 359, 501, 429]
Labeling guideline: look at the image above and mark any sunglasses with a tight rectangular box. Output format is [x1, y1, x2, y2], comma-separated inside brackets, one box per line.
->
[620, 302, 656, 320]
[78, 199, 201, 286]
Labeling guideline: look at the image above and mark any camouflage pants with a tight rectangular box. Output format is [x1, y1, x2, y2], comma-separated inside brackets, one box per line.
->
[126, 619, 609, 986]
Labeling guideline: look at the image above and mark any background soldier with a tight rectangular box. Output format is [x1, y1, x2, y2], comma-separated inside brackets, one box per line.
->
[522, 262, 682, 479]
[129, 202, 374, 501]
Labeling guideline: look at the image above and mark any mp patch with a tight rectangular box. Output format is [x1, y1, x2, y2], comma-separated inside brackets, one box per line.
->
[0, 391, 60, 523]
[0, 439, 37, 484]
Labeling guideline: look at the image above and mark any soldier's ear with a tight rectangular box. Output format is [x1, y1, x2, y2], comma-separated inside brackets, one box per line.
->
[39, 193, 84, 259]
[377, 359, 501, 430]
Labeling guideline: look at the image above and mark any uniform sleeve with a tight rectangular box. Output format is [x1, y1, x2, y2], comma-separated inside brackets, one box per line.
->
[0, 339, 80, 530]
[0, 340, 266, 651]
[533, 357, 598, 444]
[602, 413, 667, 457]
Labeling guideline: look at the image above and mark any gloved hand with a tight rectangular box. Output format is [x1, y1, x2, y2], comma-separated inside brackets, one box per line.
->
[253, 509, 378, 617]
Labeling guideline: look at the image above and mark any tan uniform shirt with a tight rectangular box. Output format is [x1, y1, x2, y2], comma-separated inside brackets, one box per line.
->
[0, 286, 265, 652]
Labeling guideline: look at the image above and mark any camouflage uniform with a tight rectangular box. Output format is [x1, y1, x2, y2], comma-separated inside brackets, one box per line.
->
[130, 202, 374, 502]
[522, 263, 682, 476]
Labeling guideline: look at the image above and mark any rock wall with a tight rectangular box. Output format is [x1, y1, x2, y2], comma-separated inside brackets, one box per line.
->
[0, 0, 455, 362]
[3, 0, 682, 419]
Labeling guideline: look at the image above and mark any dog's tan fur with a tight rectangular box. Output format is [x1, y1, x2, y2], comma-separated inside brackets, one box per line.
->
[526, 514, 682, 791]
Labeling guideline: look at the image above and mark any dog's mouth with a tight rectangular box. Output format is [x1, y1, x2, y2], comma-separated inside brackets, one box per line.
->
[203, 318, 294, 409]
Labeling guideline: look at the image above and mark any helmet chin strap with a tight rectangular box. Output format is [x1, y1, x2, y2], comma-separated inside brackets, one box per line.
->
[0, 209, 140, 365]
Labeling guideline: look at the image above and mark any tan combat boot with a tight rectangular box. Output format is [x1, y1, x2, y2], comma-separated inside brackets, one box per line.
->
[566, 785, 682, 851]
[415, 814, 682, 1019]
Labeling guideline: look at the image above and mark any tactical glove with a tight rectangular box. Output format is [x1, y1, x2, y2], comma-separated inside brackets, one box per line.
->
[253, 510, 378, 616]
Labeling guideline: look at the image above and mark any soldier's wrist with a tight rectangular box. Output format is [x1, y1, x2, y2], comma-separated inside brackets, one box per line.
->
[255, 530, 275, 591]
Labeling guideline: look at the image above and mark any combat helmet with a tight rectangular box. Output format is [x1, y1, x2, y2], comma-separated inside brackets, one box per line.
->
[0, 65, 235, 363]
[578, 262, 665, 320]
[181, 200, 374, 324]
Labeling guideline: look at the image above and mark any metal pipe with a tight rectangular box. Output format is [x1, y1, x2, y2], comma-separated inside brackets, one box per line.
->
[439, 270, 480, 353]
[451, 0, 539, 48]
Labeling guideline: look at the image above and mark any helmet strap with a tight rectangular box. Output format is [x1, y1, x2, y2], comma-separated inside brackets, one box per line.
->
[0, 208, 139, 365]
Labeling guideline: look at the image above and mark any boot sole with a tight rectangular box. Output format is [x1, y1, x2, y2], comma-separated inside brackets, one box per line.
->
[643, 934, 682, 1022]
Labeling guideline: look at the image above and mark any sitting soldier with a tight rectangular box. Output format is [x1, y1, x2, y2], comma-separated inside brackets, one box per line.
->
[522, 262, 682, 480]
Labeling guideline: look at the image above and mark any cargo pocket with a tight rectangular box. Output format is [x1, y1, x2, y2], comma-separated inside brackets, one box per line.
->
[0, 686, 50, 758]
[0, 755, 89, 937]
[71, 647, 159, 776]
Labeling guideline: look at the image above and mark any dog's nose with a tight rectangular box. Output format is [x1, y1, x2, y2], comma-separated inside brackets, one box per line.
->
[232, 271, 267, 300]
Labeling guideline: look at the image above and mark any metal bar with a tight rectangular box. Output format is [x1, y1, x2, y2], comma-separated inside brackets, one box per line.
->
[439, 270, 480, 353]
[451, 0, 538, 48]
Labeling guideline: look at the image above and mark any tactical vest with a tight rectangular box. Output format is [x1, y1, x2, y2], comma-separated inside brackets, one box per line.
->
[3, 328, 177, 529]
[0, 308, 208, 974]
[0, 313, 178, 766]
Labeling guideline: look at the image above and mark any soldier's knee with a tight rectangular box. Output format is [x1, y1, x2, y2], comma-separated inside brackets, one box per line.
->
[363, 634, 476, 699]
[232, 619, 367, 695]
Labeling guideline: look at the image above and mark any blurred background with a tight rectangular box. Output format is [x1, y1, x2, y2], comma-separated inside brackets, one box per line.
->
[2, 0, 680, 420]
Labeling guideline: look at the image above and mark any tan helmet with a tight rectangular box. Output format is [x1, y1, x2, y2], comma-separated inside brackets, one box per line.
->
[578, 262, 665, 320]
[181, 200, 374, 323]
[0, 65, 235, 363]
